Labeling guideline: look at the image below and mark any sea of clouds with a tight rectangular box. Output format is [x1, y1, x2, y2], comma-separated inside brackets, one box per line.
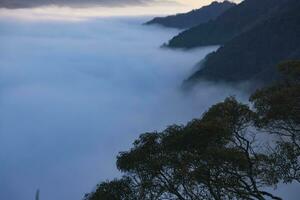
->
[1, 16, 294, 200]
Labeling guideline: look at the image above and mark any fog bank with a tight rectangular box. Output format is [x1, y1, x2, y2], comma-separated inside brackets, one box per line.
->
[0, 17, 249, 200]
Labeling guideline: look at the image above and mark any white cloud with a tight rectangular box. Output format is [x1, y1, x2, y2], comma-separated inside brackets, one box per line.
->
[0, 17, 248, 200]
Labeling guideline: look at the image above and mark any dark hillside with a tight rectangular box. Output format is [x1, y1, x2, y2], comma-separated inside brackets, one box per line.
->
[167, 0, 290, 48]
[186, 0, 300, 84]
[145, 1, 235, 29]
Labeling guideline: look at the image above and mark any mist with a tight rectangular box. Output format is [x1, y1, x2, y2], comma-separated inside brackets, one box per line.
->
[0, 17, 251, 200]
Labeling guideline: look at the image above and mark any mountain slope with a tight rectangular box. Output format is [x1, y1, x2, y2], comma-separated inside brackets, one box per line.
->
[186, 0, 300, 84]
[145, 1, 235, 29]
[167, 0, 290, 48]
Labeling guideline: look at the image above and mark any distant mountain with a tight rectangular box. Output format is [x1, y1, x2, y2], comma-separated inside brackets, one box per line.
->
[167, 0, 290, 48]
[145, 1, 236, 29]
[186, 0, 300, 85]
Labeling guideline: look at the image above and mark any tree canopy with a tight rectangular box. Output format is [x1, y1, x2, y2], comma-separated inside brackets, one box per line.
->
[85, 61, 300, 200]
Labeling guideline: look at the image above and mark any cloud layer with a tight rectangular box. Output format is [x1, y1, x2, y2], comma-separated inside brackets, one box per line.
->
[0, 0, 153, 9]
[0, 16, 250, 200]
[0, 14, 299, 200]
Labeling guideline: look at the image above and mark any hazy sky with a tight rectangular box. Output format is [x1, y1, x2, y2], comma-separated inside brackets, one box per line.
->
[0, 0, 239, 8]
[0, 0, 242, 20]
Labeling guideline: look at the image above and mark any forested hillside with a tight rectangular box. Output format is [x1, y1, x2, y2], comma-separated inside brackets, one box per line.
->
[167, 0, 289, 48]
[186, 0, 300, 84]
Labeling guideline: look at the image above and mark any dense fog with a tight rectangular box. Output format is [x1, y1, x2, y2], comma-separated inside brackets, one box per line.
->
[0, 17, 252, 200]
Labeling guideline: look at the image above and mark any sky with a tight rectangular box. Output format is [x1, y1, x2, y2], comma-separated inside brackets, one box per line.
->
[0, 0, 242, 20]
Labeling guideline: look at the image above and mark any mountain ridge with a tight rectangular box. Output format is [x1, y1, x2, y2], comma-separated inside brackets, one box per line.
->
[167, 0, 290, 48]
[145, 1, 236, 29]
[186, 0, 300, 85]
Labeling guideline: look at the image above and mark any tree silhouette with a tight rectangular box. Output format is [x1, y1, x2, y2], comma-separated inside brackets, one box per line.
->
[85, 61, 300, 200]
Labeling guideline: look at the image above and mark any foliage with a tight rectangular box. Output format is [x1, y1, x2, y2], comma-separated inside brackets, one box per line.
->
[250, 60, 300, 184]
[84, 177, 139, 200]
[85, 61, 300, 200]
